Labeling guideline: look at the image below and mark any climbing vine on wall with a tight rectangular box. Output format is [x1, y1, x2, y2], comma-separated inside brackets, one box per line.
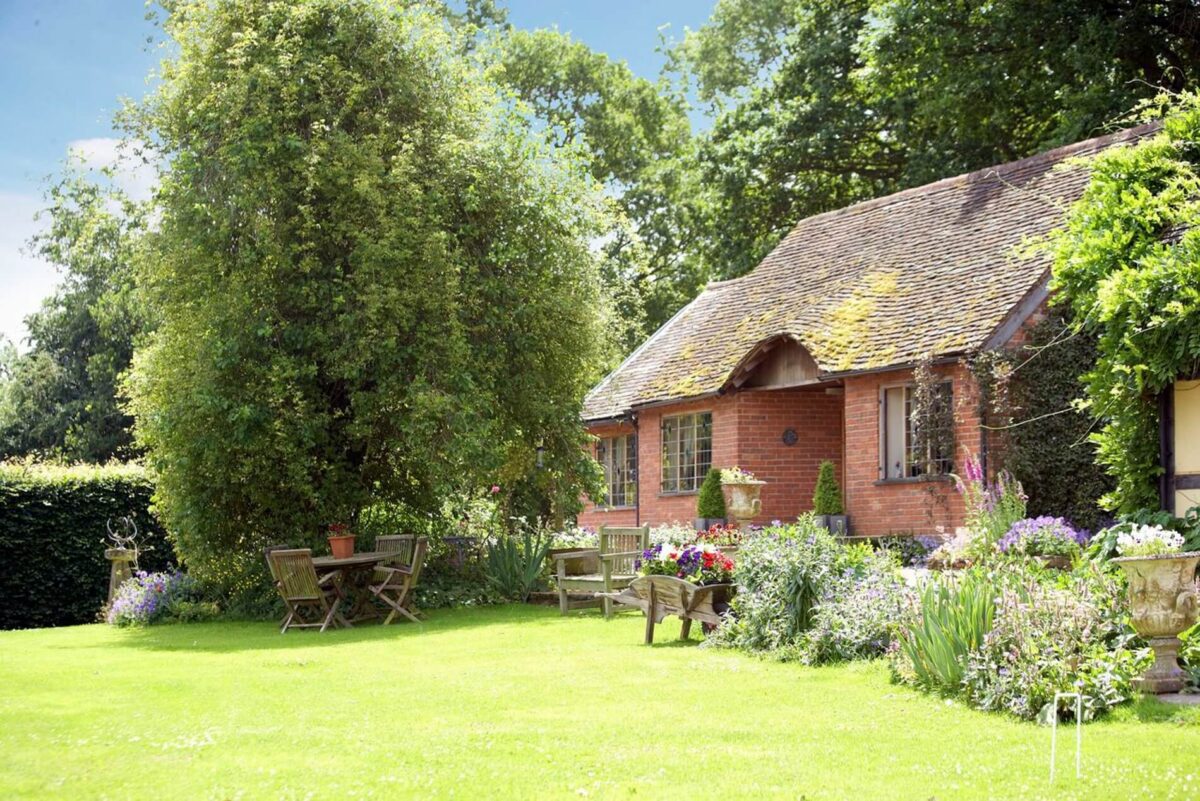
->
[971, 312, 1114, 531]
[1050, 92, 1200, 514]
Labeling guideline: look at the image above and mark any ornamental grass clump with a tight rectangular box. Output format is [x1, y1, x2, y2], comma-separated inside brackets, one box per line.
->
[895, 571, 996, 692]
[1116, 524, 1185, 557]
[997, 516, 1089, 558]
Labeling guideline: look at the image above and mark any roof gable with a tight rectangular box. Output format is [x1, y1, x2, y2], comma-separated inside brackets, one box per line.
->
[583, 124, 1157, 422]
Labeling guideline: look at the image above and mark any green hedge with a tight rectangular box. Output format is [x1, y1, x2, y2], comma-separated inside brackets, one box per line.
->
[0, 463, 174, 629]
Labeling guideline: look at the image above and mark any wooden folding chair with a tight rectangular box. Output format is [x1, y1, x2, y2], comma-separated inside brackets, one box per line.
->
[264, 544, 292, 627]
[374, 535, 417, 577]
[267, 548, 342, 633]
[369, 537, 428, 625]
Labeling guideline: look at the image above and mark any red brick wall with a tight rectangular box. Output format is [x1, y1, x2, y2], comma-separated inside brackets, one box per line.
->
[577, 421, 639, 529]
[842, 364, 979, 537]
[580, 298, 1053, 534]
[733, 387, 843, 525]
[579, 388, 843, 528]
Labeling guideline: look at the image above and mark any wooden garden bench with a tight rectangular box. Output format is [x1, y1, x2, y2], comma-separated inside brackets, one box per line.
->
[554, 524, 649, 618]
[607, 575, 733, 644]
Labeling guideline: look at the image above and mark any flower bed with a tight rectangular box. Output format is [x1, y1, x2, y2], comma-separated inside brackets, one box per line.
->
[636, 543, 734, 585]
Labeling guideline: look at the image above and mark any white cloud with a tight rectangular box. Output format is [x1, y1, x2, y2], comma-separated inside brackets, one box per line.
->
[67, 137, 158, 201]
[0, 191, 58, 352]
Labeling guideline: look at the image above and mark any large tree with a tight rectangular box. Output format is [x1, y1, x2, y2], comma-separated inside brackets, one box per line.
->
[494, 28, 703, 348]
[675, 0, 1200, 279]
[126, 0, 610, 605]
[0, 169, 148, 461]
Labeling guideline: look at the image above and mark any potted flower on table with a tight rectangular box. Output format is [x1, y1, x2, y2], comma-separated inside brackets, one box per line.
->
[327, 522, 356, 559]
[1112, 524, 1200, 693]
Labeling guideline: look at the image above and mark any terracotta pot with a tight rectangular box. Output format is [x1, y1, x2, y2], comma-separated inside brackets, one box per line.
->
[721, 480, 765, 526]
[328, 534, 356, 559]
[1113, 551, 1200, 693]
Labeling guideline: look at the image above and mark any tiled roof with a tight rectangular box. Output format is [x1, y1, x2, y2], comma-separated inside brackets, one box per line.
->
[582, 124, 1157, 422]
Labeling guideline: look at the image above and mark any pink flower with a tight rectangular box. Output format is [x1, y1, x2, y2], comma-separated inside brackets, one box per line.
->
[490, 485, 500, 494]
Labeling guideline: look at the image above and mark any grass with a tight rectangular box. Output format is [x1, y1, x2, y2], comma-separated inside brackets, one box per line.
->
[2, 605, 1200, 800]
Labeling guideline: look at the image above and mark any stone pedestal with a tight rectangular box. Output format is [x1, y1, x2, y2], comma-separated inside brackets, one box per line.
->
[1113, 551, 1200, 694]
[104, 547, 136, 603]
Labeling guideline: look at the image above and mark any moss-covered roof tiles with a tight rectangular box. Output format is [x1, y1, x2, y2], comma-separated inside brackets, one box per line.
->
[583, 124, 1156, 422]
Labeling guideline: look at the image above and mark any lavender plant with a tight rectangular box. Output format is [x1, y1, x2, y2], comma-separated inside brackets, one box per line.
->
[107, 571, 200, 626]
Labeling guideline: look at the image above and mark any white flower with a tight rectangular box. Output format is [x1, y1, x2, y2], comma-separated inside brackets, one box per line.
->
[1117, 524, 1185, 556]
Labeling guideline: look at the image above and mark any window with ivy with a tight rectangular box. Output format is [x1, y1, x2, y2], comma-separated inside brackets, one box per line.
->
[660, 412, 712, 492]
[596, 434, 637, 507]
[881, 383, 953, 479]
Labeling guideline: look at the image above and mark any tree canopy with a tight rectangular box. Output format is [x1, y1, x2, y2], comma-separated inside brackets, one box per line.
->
[125, 0, 609, 604]
[674, 0, 1200, 280]
[0, 168, 149, 461]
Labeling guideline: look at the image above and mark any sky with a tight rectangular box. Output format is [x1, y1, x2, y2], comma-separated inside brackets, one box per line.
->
[0, 0, 715, 350]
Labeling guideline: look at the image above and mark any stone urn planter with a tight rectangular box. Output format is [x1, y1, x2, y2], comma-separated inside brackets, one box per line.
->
[721, 480, 765, 527]
[1113, 551, 1200, 693]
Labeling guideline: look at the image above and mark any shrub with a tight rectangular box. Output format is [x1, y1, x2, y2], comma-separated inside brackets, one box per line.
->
[997, 516, 1088, 558]
[711, 522, 841, 653]
[799, 552, 916, 664]
[0, 462, 174, 629]
[357, 497, 503, 610]
[895, 571, 996, 692]
[107, 571, 200, 626]
[962, 568, 1146, 720]
[812, 460, 843, 515]
[697, 468, 726, 519]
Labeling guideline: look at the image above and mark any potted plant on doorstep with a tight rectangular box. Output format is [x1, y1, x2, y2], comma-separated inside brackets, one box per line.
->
[812, 460, 847, 534]
[720, 466, 765, 527]
[695, 467, 728, 532]
[1112, 524, 1200, 693]
[327, 522, 356, 559]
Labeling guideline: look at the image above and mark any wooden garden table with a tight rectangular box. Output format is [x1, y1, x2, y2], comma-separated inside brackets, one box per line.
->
[312, 551, 391, 626]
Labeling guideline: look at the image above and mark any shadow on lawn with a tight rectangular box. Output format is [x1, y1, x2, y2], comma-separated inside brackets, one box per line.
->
[93, 603, 592, 654]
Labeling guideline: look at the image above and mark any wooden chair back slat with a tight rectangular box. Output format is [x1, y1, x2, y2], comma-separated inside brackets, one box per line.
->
[376, 535, 417, 567]
[600, 525, 649, 576]
[263, 544, 290, 581]
[408, 537, 429, 585]
[269, 549, 323, 600]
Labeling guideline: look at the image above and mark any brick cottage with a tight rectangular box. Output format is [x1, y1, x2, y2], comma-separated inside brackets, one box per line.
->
[578, 125, 1154, 537]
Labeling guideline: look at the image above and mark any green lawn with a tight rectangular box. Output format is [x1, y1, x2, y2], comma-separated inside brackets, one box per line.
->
[2, 605, 1199, 800]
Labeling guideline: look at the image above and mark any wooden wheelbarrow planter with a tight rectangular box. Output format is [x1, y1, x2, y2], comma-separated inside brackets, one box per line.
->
[606, 575, 734, 644]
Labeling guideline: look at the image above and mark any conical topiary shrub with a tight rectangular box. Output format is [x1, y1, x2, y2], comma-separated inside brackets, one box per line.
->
[813, 460, 843, 516]
[696, 467, 726, 528]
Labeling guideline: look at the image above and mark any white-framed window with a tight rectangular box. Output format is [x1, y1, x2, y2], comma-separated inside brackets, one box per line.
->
[880, 383, 954, 479]
[596, 434, 637, 507]
[660, 412, 712, 493]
